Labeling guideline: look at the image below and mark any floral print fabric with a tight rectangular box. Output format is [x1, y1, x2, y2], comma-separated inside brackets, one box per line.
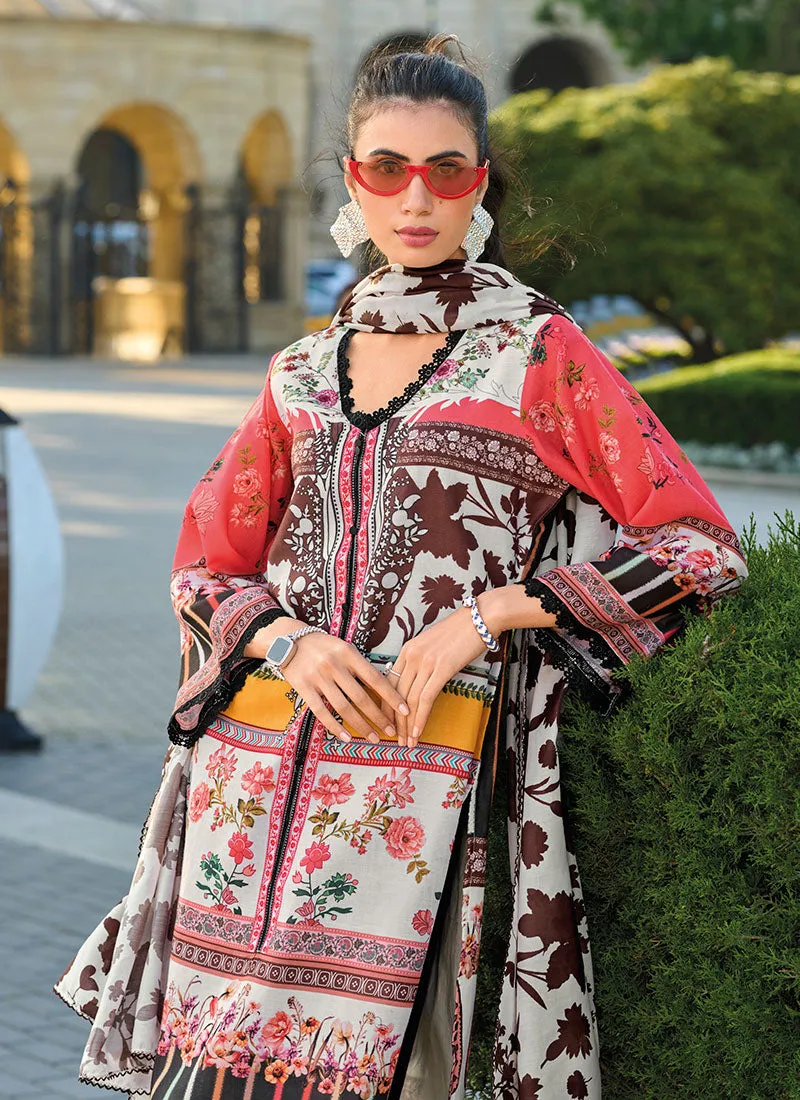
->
[55, 259, 746, 1099]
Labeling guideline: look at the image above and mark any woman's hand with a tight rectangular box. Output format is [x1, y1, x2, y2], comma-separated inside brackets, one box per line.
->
[384, 606, 489, 748]
[383, 585, 558, 747]
[279, 632, 410, 745]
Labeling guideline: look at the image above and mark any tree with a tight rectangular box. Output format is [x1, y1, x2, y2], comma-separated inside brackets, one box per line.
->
[546, 0, 800, 74]
[491, 58, 800, 359]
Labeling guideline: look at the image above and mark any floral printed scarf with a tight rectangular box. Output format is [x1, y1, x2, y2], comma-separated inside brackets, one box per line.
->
[333, 257, 574, 333]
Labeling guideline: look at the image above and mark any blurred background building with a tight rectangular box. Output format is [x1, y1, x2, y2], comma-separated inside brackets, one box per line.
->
[0, 0, 638, 358]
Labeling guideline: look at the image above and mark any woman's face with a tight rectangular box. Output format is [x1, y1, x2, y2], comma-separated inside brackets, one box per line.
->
[345, 101, 489, 268]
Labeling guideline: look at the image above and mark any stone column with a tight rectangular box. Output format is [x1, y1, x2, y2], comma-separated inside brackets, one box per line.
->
[188, 182, 246, 353]
[26, 179, 65, 356]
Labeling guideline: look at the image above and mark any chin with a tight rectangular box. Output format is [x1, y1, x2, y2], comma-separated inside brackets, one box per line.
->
[383, 244, 459, 269]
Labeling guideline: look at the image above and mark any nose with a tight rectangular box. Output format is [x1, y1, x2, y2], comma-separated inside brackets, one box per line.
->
[400, 171, 434, 215]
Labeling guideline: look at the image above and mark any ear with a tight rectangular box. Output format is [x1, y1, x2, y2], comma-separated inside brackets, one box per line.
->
[477, 160, 490, 205]
[344, 161, 359, 205]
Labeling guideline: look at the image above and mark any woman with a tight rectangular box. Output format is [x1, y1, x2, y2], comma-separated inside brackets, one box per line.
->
[56, 36, 746, 1100]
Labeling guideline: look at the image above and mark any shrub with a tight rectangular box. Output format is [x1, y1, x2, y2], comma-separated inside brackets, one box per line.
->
[469, 515, 800, 1098]
[490, 59, 800, 360]
[635, 347, 800, 448]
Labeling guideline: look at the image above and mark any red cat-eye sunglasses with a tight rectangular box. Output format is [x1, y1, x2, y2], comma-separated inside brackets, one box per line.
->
[345, 156, 489, 200]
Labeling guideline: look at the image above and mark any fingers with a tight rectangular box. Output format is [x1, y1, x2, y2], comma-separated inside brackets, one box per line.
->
[353, 655, 410, 719]
[325, 679, 383, 744]
[298, 687, 352, 744]
[406, 676, 439, 749]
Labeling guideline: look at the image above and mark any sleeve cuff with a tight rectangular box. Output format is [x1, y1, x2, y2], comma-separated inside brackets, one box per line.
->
[168, 604, 286, 746]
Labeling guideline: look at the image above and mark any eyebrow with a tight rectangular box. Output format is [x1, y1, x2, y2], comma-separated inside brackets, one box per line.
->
[365, 148, 468, 162]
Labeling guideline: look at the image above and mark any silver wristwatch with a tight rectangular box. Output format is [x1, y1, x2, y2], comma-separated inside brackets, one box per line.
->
[263, 625, 325, 676]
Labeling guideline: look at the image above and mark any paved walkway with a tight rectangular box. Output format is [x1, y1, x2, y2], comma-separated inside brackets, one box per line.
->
[0, 354, 798, 1098]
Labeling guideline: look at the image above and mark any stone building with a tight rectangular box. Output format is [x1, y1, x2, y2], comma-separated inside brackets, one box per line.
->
[0, 0, 636, 358]
[0, 2, 311, 357]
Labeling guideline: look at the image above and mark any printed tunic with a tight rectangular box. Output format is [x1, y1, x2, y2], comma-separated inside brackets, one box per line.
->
[55, 273, 746, 1100]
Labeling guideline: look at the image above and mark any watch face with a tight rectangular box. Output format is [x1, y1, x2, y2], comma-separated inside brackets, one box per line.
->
[266, 636, 293, 666]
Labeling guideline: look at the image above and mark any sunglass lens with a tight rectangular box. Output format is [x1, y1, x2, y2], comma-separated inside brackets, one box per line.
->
[358, 161, 410, 193]
[428, 166, 479, 195]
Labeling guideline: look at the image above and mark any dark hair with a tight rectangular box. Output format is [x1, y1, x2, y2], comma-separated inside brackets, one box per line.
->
[346, 34, 511, 270]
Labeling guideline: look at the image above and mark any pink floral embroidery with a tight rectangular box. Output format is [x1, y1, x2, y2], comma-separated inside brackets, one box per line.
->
[191, 488, 219, 531]
[262, 1010, 293, 1048]
[188, 782, 211, 823]
[300, 841, 331, 874]
[228, 832, 254, 864]
[315, 389, 339, 408]
[574, 378, 599, 409]
[230, 502, 259, 527]
[365, 767, 415, 808]
[384, 816, 426, 861]
[206, 745, 237, 784]
[311, 772, 356, 807]
[412, 909, 434, 936]
[433, 357, 459, 380]
[529, 400, 557, 433]
[232, 467, 262, 498]
[599, 431, 621, 464]
[241, 762, 277, 797]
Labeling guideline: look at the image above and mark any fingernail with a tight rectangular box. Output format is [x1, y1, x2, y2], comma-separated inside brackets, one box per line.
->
[399, 704, 410, 715]
[339, 731, 351, 743]
[369, 734, 380, 744]
[384, 724, 396, 737]
[411, 727, 419, 741]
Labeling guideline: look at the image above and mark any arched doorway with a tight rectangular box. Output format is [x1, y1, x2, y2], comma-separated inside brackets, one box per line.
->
[236, 110, 298, 351]
[239, 109, 293, 305]
[71, 103, 201, 358]
[510, 36, 613, 95]
[0, 120, 31, 354]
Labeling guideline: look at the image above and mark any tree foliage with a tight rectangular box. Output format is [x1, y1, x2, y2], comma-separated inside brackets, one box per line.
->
[550, 0, 800, 74]
[491, 58, 800, 359]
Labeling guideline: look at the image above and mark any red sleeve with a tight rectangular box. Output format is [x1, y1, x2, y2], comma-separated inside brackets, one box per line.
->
[168, 353, 293, 744]
[520, 316, 747, 700]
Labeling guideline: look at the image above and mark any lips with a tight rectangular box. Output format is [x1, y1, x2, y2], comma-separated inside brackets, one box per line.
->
[395, 226, 438, 247]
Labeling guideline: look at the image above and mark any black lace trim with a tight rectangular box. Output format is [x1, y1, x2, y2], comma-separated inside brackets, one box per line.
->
[166, 606, 287, 747]
[337, 326, 464, 431]
[524, 576, 624, 715]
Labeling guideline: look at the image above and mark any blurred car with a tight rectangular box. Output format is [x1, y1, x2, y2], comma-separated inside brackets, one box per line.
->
[304, 258, 358, 331]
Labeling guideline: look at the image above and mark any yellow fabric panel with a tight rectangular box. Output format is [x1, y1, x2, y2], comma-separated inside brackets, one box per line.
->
[221, 674, 491, 758]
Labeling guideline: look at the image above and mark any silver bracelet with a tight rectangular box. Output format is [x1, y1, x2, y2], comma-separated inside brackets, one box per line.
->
[462, 595, 500, 652]
[286, 625, 327, 643]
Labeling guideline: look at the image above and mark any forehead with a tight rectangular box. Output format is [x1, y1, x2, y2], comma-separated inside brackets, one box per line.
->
[353, 101, 477, 158]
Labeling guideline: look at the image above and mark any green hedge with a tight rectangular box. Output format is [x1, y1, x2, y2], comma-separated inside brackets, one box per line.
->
[468, 515, 800, 1098]
[635, 348, 800, 448]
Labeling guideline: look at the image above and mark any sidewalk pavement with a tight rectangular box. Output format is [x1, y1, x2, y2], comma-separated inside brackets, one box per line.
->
[0, 354, 798, 1099]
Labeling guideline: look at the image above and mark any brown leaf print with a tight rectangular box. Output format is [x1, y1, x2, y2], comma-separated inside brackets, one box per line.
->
[538, 739, 557, 768]
[519, 1074, 544, 1100]
[519, 888, 575, 949]
[543, 1003, 592, 1064]
[567, 1071, 590, 1097]
[545, 939, 584, 992]
[521, 821, 549, 869]
[530, 679, 568, 731]
[420, 574, 465, 626]
[358, 309, 385, 330]
[395, 320, 420, 334]
[483, 549, 507, 589]
[99, 916, 120, 975]
[79, 965, 99, 992]
[82, 996, 99, 1021]
[413, 470, 478, 569]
